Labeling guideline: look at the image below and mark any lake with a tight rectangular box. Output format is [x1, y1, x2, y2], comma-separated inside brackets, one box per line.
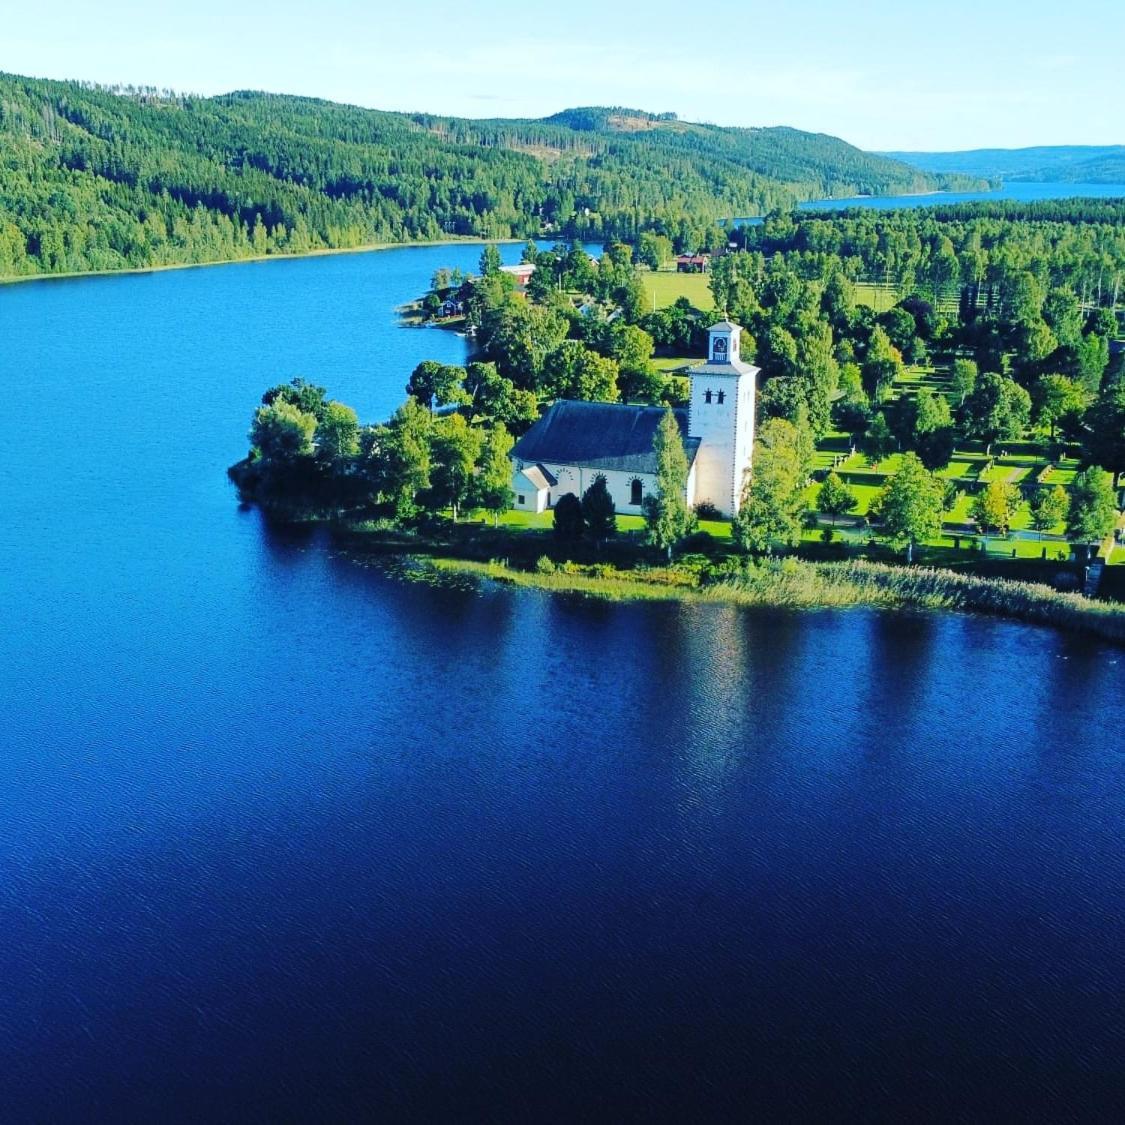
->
[729, 180, 1125, 226]
[1, 223, 1124, 1121]
[799, 180, 1125, 211]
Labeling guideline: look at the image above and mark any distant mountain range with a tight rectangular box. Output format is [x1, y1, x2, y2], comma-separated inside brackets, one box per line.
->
[884, 146, 1125, 184]
[0, 73, 983, 278]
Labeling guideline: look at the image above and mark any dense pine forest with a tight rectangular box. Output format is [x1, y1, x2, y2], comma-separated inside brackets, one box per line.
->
[0, 72, 976, 278]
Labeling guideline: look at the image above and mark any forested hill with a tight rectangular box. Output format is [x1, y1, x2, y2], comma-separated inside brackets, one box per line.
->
[886, 145, 1125, 185]
[0, 74, 974, 279]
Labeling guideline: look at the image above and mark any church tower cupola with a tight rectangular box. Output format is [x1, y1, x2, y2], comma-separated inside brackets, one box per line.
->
[708, 320, 742, 365]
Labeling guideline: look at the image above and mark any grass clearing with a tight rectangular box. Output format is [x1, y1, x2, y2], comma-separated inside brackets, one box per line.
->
[641, 269, 714, 311]
[652, 355, 696, 373]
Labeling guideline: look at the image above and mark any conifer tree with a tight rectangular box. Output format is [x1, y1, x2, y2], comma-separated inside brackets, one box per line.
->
[581, 474, 617, 544]
[643, 409, 694, 561]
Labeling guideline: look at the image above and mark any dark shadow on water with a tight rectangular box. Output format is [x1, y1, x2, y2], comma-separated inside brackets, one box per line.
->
[257, 515, 328, 560]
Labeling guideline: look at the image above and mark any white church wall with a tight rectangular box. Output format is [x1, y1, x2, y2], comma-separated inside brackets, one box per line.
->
[538, 464, 657, 515]
[731, 372, 757, 510]
[511, 469, 550, 513]
[689, 379, 738, 515]
[525, 462, 699, 519]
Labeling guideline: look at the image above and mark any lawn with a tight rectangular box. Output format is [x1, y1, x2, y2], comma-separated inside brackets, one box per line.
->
[853, 281, 899, 313]
[641, 269, 714, 311]
[493, 509, 649, 533]
[652, 355, 696, 373]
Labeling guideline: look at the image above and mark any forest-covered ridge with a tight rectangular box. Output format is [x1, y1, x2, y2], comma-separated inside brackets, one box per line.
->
[887, 145, 1125, 185]
[0, 73, 978, 278]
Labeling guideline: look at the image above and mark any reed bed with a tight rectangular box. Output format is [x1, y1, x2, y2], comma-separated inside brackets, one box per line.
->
[418, 557, 1125, 644]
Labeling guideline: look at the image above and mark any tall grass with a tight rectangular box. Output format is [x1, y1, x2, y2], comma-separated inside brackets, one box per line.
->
[418, 557, 1125, 643]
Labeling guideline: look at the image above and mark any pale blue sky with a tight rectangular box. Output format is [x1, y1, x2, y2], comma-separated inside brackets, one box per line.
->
[3, 0, 1121, 150]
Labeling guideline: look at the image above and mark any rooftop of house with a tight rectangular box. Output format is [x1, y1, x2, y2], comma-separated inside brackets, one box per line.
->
[512, 400, 701, 476]
[516, 463, 557, 491]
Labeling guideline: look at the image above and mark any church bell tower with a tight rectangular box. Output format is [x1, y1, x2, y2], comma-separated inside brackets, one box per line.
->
[687, 321, 759, 518]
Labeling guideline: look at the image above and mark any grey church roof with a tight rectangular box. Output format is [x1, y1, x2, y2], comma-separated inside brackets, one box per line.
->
[687, 357, 759, 377]
[512, 400, 700, 476]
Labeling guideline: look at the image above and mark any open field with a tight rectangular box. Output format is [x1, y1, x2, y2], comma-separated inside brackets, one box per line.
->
[641, 269, 714, 311]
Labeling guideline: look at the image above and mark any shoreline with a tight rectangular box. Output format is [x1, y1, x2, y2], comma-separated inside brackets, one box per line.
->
[0, 182, 994, 288]
[0, 235, 528, 288]
[375, 553, 1125, 645]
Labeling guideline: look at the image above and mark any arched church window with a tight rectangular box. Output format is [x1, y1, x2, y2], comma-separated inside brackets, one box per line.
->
[704, 389, 712, 404]
[713, 337, 727, 361]
[717, 389, 725, 404]
[630, 479, 643, 506]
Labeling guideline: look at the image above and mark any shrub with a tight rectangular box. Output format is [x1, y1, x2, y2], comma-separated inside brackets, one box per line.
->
[679, 529, 717, 555]
[534, 555, 556, 574]
[694, 500, 721, 520]
[553, 492, 585, 541]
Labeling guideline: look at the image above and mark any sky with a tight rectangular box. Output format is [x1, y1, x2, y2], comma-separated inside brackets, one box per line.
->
[2, 0, 1122, 151]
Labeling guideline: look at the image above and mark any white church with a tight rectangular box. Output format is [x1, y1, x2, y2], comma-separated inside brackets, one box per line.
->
[510, 320, 758, 519]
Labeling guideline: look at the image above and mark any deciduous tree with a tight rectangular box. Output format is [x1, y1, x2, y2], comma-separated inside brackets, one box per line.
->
[428, 414, 485, 520]
[479, 243, 502, 277]
[951, 358, 978, 406]
[1032, 374, 1088, 440]
[816, 471, 858, 527]
[860, 411, 896, 468]
[250, 398, 317, 463]
[962, 372, 1031, 454]
[1084, 379, 1125, 487]
[316, 400, 360, 461]
[971, 480, 1020, 538]
[474, 425, 515, 524]
[733, 417, 808, 553]
[377, 397, 433, 521]
[1029, 484, 1068, 540]
[1067, 466, 1118, 552]
[913, 388, 956, 471]
[870, 452, 945, 563]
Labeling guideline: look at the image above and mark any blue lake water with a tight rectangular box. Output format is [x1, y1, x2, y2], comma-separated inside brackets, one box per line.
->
[1, 227, 1124, 1121]
[799, 180, 1125, 211]
[732, 181, 1125, 226]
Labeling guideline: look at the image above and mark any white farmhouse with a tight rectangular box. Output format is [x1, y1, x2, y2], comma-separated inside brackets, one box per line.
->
[510, 320, 758, 518]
